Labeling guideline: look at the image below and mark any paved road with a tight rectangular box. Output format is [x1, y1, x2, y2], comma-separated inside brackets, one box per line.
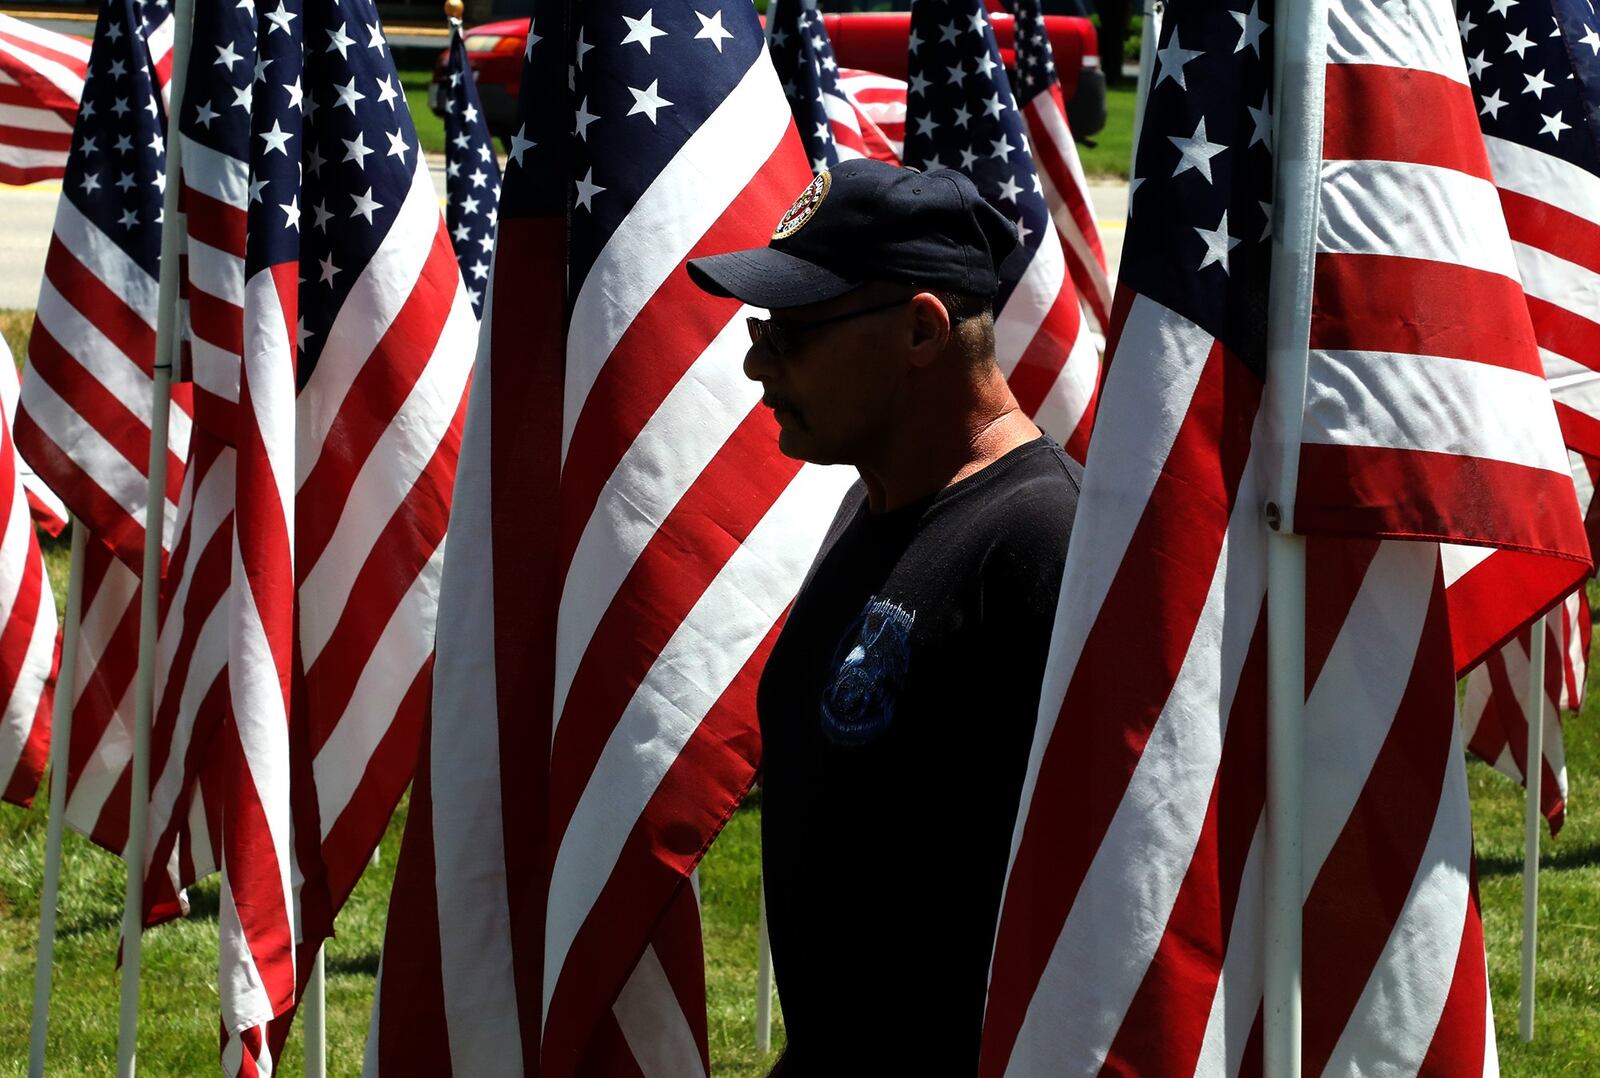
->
[0, 165, 1128, 309]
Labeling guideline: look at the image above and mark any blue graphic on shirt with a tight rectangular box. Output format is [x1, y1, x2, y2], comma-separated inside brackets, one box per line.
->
[821, 597, 915, 746]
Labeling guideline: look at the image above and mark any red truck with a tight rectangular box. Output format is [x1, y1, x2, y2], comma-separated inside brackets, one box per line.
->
[431, 8, 1106, 147]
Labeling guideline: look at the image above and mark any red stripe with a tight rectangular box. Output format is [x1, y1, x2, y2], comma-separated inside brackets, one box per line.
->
[220, 718, 296, 1017]
[0, 122, 71, 151]
[295, 224, 459, 575]
[0, 161, 68, 185]
[1311, 252, 1540, 375]
[0, 26, 89, 81]
[42, 238, 158, 375]
[555, 136, 810, 586]
[541, 619, 772, 1072]
[488, 216, 567, 1059]
[980, 339, 1262, 1076]
[1296, 444, 1588, 562]
[1300, 559, 1454, 1074]
[1322, 63, 1491, 180]
[1004, 265, 1086, 419]
[183, 185, 247, 258]
[1101, 606, 1268, 1075]
[1445, 545, 1585, 675]
[548, 405, 798, 845]
[1500, 186, 1600, 277]
[1417, 870, 1489, 1074]
[1555, 400, 1600, 461]
[304, 389, 461, 755]
[1527, 295, 1600, 376]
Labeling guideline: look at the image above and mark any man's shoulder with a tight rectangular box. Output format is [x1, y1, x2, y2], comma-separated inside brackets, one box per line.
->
[978, 437, 1082, 527]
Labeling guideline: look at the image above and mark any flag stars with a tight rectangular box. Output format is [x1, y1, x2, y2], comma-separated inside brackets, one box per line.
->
[1231, 1, 1267, 56]
[1480, 88, 1506, 118]
[335, 77, 366, 112]
[327, 23, 356, 58]
[215, 41, 242, 70]
[627, 79, 673, 123]
[343, 131, 373, 168]
[117, 208, 139, 229]
[1466, 50, 1489, 79]
[915, 115, 938, 138]
[574, 99, 599, 141]
[1248, 92, 1272, 149]
[996, 175, 1022, 201]
[1522, 68, 1553, 99]
[509, 123, 536, 162]
[258, 119, 294, 156]
[1506, 28, 1535, 58]
[113, 133, 132, 154]
[116, 171, 136, 192]
[620, 10, 668, 53]
[694, 10, 734, 50]
[1195, 210, 1242, 273]
[1169, 117, 1227, 183]
[367, 21, 387, 54]
[350, 187, 382, 223]
[280, 196, 300, 231]
[319, 254, 339, 284]
[375, 75, 399, 108]
[386, 129, 410, 162]
[111, 96, 130, 117]
[1487, 0, 1518, 16]
[989, 134, 1015, 159]
[80, 171, 101, 195]
[1540, 110, 1571, 139]
[575, 167, 605, 210]
[265, 1, 294, 34]
[1582, 26, 1600, 55]
[285, 77, 303, 111]
[1154, 28, 1205, 91]
[469, 168, 487, 188]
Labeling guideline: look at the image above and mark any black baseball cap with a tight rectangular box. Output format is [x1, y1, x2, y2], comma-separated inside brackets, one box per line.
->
[686, 159, 1019, 309]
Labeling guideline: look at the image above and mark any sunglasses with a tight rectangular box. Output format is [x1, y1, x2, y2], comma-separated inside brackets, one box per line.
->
[745, 297, 913, 357]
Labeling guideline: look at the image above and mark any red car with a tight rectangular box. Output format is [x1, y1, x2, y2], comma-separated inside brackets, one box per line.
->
[432, 9, 1106, 147]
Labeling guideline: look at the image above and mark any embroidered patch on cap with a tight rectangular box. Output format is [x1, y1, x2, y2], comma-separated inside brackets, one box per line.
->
[772, 170, 831, 240]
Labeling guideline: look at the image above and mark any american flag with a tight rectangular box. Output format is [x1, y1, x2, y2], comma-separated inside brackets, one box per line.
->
[442, 17, 500, 316]
[1462, 587, 1589, 835]
[1002, 0, 1111, 333]
[838, 66, 907, 160]
[0, 334, 60, 809]
[0, 14, 89, 185]
[981, 0, 1587, 1072]
[904, 0, 1098, 460]
[16, 0, 191, 572]
[768, 0, 898, 168]
[366, 0, 853, 1071]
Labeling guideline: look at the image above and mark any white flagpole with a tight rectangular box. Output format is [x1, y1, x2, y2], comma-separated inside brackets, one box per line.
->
[1263, 0, 1330, 1074]
[115, 0, 192, 1069]
[1521, 621, 1546, 1041]
[27, 519, 87, 1078]
[1129, 0, 1163, 179]
[755, 881, 773, 1053]
[305, 946, 327, 1077]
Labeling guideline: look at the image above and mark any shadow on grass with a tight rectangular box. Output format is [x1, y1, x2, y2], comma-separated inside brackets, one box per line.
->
[1478, 840, 1600, 877]
[59, 908, 123, 939]
[327, 951, 380, 977]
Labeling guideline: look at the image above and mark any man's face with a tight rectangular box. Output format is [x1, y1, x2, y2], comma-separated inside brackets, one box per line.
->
[742, 286, 922, 465]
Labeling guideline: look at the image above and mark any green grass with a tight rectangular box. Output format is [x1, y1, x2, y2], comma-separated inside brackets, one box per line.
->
[1077, 80, 1137, 181]
[399, 66, 445, 159]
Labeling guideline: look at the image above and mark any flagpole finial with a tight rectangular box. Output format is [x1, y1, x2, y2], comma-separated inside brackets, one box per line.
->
[444, 0, 464, 20]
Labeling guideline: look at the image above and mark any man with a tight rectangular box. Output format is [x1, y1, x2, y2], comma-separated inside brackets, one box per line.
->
[688, 159, 1082, 1072]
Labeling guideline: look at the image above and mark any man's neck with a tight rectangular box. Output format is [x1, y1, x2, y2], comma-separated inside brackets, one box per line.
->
[858, 366, 1041, 513]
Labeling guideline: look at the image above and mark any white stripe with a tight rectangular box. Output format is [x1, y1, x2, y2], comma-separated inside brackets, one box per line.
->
[1302, 541, 1437, 887]
[552, 309, 756, 731]
[428, 277, 525, 1078]
[821, 88, 862, 134]
[312, 544, 443, 835]
[994, 230, 1067, 381]
[0, 101, 72, 132]
[1325, 0, 1468, 85]
[1196, 820, 1266, 1077]
[613, 944, 709, 1078]
[1318, 159, 1516, 280]
[17, 370, 148, 526]
[0, 144, 67, 171]
[544, 460, 855, 1019]
[0, 13, 91, 62]
[1024, 96, 1110, 314]
[1323, 713, 1472, 1076]
[186, 235, 247, 308]
[296, 286, 473, 666]
[1441, 542, 1494, 588]
[243, 268, 298, 517]
[0, 29, 86, 102]
[181, 135, 251, 209]
[48, 194, 159, 323]
[1512, 241, 1600, 330]
[61, 557, 139, 842]
[222, 553, 295, 1032]
[296, 157, 440, 488]
[1303, 348, 1570, 474]
[35, 275, 162, 415]
[564, 47, 791, 462]
[1485, 134, 1600, 232]
[1005, 296, 1215, 879]
[1002, 443, 1266, 1073]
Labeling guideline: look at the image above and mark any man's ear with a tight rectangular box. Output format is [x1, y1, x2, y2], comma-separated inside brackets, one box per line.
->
[907, 292, 951, 368]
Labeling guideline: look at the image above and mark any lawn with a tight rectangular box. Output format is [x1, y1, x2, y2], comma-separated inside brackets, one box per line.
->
[399, 65, 445, 159]
[1077, 79, 1137, 181]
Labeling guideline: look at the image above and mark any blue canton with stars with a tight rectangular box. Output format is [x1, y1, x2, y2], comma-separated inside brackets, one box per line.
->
[498, 0, 565, 223]
[61, 0, 170, 279]
[904, 0, 1051, 311]
[443, 19, 502, 315]
[1121, 0, 1273, 373]
[1460, 0, 1600, 175]
[566, 0, 766, 286]
[768, 0, 850, 172]
[224, 0, 425, 385]
[1004, 0, 1060, 109]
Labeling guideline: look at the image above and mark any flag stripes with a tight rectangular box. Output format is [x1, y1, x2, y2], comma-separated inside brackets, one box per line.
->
[0, 13, 87, 184]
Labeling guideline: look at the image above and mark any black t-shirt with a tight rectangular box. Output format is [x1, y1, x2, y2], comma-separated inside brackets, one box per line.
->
[758, 436, 1082, 1074]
